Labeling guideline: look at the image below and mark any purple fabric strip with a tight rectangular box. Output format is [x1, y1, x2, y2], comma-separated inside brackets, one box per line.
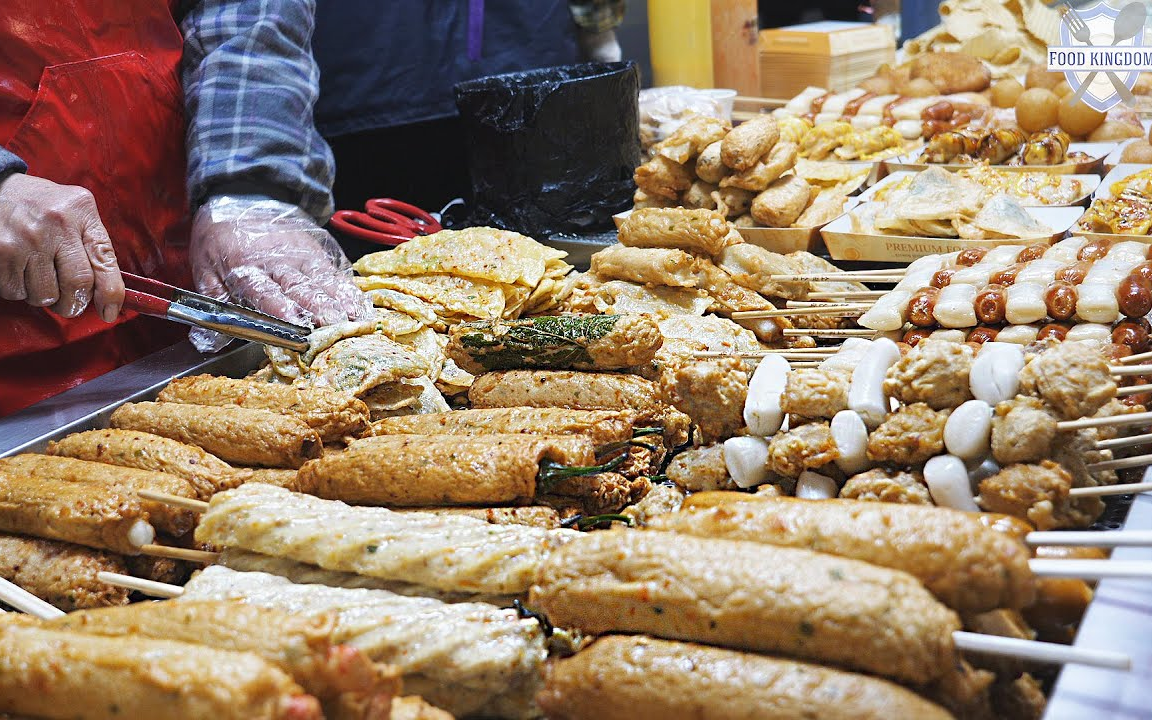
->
[467, 0, 484, 61]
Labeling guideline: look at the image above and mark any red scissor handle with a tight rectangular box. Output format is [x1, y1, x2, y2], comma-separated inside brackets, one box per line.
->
[330, 197, 443, 246]
[330, 210, 413, 246]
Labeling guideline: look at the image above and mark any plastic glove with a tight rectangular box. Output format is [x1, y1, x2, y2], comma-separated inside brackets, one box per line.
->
[578, 28, 623, 63]
[0, 173, 123, 321]
[189, 195, 372, 352]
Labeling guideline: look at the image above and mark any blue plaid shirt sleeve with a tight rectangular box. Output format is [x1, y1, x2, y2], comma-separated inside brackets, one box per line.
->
[180, 0, 336, 222]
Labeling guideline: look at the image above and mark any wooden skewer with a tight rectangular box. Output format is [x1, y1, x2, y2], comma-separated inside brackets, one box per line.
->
[0, 577, 64, 619]
[1111, 364, 1152, 377]
[1116, 383, 1152, 398]
[140, 489, 208, 513]
[1121, 350, 1152, 365]
[140, 544, 218, 564]
[96, 571, 184, 599]
[1086, 454, 1152, 473]
[784, 328, 878, 338]
[807, 291, 888, 300]
[90, 571, 1131, 670]
[952, 631, 1130, 670]
[786, 300, 872, 308]
[1029, 559, 1152, 581]
[731, 305, 872, 319]
[1095, 432, 1152, 451]
[770, 274, 901, 283]
[1028, 530, 1152, 547]
[1070, 481, 1152, 497]
[1057, 411, 1152, 432]
[787, 362, 824, 368]
[692, 349, 840, 360]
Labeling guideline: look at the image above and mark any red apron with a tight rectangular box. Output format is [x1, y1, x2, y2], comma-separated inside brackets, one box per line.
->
[0, 0, 191, 416]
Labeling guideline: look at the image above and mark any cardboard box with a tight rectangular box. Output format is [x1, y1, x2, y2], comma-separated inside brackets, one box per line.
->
[758, 21, 895, 99]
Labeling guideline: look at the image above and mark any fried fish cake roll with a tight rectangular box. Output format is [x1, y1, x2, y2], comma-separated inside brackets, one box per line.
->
[530, 529, 960, 685]
[0, 534, 130, 611]
[49, 601, 395, 701]
[0, 624, 321, 720]
[0, 454, 197, 537]
[46, 428, 241, 499]
[539, 636, 954, 720]
[649, 497, 1035, 613]
[0, 471, 154, 555]
[446, 315, 663, 374]
[617, 207, 734, 256]
[589, 244, 702, 288]
[240, 467, 306, 491]
[196, 484, 575, 596]
[467, 370, 689, 445]
[157, 375, 371, 443]
[397, 506, 561, 529]
[298, 434, 596, 506]
[110, 401, 322, 469]
[370, 407, 635, 447]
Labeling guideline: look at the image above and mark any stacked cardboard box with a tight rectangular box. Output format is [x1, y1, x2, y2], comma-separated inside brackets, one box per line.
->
[759, 21, 896, 100]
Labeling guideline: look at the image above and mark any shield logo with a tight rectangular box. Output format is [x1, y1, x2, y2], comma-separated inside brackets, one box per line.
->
[1060, 1, 1143, 112]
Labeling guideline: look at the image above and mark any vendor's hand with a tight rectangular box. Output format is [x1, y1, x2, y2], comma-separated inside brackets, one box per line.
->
[0, 173, 123, 321]
[190, 195, 372, 331]
[578, 28, 623, 63]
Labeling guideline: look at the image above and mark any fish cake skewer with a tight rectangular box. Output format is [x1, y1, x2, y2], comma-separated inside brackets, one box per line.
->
[0, 534, 131, 611]
[530, 529, 961, 685]
[110, 402, 322, 469]
[369, 407, 635, 448]
[157, 375, 370, 443]
[46, 429, 241, 499]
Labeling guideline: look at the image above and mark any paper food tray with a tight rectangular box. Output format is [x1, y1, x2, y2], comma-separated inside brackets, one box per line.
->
[821, 204, 1085, 262]
[883, 142, 1113, 176]
[859, 170, 1098, 207]
[1103, 139, 1144, 172]
[615, 198, 859, 254]
[1071, 163, 1152, 242]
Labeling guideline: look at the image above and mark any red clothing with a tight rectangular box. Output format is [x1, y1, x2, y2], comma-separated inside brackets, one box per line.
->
[0, 0, 190, 415]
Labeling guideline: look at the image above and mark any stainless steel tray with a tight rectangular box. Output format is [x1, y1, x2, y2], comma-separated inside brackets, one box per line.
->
[0, 341, 264, 457]
[2, 339, 1150, 718]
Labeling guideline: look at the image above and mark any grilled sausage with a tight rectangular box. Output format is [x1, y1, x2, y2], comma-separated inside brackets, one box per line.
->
[157, 375, 370, 443]
[650, 497, 1034, 613]
[1117, 274, 1152, 318]
[110, 402, 322, 469]
[1056, 260, 1093, 284]
[908, 286, 941, 327]
[1044, 281, 1078, 321]
[46, 429, 241, 499]
[538, 636, 954, 720]
[974, 285, 1008, 325]
[530, 529, 961, 685]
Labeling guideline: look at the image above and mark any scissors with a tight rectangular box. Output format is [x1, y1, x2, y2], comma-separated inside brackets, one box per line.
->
[120, 272, 311, 352]
[329, 198, 442, 246]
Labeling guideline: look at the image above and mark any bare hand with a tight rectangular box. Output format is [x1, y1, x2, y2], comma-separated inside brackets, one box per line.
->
[0, 174, 124, 321]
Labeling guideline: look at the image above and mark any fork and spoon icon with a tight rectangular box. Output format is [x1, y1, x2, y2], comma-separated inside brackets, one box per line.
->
[1060, 0, 1146, 106]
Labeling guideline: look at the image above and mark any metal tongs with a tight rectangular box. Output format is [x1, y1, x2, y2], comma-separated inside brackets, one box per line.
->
[122, 272, 310, 352]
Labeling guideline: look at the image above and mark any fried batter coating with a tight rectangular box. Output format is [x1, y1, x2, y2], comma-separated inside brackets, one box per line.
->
[978, 461, 1102, 530]
[711, 186, 754, 218]
[680, 180, 717, 210]
[653, 115, 730, 164]
[867, 403, 951, 466]
[840, 469, 932, 504]
[767, 422, 839, 478]
[634, 155, 693, 200]
[781, 368, 849, 419]
[991, 396, 1057, 466]
[618, 207, 734, 257]
[750, 173, 812, 228]
[0, 534, 130, 611]
[720, 115, 780, 171]
[589, 244, 701, 288]
[1018, 340, 1116, 419]
[658, 357, 748, 443]
[695, 140, 729, 184]
[665, 445, 736, 492]
[721, 141, 798, 192]
[884, 338, 975, 410]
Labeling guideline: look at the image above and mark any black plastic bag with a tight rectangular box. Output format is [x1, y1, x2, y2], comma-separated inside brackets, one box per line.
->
[454, 61, 640, 238]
